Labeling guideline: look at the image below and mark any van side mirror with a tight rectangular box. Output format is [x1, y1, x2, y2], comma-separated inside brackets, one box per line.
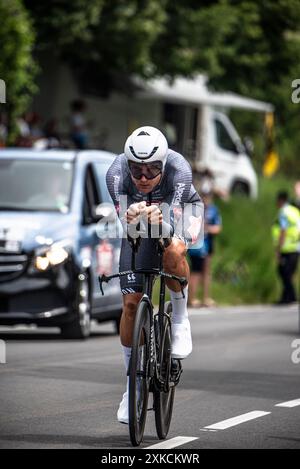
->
[93, 203, 116, 222]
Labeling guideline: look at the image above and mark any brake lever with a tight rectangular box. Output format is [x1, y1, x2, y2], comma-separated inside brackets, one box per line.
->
[98, 274, 107, 296]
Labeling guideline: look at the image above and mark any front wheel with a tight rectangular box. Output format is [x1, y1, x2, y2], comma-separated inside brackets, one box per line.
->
[129, 300, 151, 447]
[154, 301, 175, 439]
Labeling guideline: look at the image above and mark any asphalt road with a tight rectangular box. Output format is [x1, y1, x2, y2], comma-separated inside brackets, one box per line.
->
[0, 304, 299, 449]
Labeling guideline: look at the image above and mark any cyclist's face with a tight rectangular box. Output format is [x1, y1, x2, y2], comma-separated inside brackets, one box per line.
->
[129, 162, 162, 193]
[131, 172, 162, 193]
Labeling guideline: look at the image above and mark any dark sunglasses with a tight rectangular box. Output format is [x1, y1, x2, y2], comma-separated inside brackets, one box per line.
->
[128, 161, 162, 180]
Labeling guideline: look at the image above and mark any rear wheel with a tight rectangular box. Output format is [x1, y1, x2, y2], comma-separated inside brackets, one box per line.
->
[129, 300, 151, 447]
[61, 273, 91, 339]
[154, 301, 175, 439]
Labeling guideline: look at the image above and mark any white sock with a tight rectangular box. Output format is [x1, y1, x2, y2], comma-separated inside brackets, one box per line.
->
[122, 345, 131, 393]
[169, 286, 189, 324]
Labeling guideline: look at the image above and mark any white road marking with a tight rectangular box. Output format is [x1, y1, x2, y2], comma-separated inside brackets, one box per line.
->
[145, 436, 198, 449]
[204, 411, 271, 430]
[275, 398, 300, 408]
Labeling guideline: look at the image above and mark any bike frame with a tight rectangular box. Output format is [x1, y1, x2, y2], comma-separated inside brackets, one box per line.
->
[98, 235, 186, 385]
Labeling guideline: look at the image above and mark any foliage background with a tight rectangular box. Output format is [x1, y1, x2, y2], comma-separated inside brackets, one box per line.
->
[157, 176, 299, 306]
[0, 0, 299, 166]
[1, 1, 300, 303]
[0, 0, 37, 142]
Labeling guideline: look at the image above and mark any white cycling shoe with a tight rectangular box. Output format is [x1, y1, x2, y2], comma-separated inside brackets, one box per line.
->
[117, 391, 129, 424]
[171, 319, 192, 359]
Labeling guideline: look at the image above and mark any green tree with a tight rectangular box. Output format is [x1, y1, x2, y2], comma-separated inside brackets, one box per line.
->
[151, 0, 300, 174]
[24, 0, 166, 95]
[0, 0, 37, 143]
[13, 0, 300, 172]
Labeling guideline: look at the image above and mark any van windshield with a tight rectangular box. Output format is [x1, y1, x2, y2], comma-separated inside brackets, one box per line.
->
[0, 159, 74, 213]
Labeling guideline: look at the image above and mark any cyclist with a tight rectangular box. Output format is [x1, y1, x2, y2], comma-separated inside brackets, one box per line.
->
[106, 126, 203, 424]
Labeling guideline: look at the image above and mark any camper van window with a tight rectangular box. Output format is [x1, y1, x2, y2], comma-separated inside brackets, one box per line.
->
[215, 119, 238, 154]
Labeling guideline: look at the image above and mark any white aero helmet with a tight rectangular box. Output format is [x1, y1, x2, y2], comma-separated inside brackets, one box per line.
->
[124, 126, 168, 167]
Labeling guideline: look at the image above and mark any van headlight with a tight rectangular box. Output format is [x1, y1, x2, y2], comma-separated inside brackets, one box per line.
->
[34, 241, 70, 271]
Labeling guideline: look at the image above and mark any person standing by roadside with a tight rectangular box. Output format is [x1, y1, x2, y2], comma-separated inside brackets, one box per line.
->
[272, 191, 300, 304]
[188, 184, 222, 307]
[0, 112, 7, 147]
[69, 99, 88, 149]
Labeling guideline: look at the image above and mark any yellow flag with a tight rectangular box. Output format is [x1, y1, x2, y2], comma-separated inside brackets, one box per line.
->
[263, 149, 280, 177]
[263, 112, 279, 177]
[265, 112, 274, 131]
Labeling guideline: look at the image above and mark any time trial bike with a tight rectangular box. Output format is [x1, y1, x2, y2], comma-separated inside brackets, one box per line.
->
[99, 226, 187, 446]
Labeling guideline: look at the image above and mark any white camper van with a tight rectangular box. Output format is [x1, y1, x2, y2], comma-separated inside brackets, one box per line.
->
[30, 64, 273, 198]
[195, 107, 258, 197]
[140, 76, 274, 198]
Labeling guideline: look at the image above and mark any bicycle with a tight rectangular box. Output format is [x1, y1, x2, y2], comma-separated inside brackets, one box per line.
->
[99, 226, 187, 446]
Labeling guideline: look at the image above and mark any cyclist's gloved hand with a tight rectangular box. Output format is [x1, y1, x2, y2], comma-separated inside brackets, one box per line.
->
[126, 201, 146, 224]
[140, 205, 163, 225]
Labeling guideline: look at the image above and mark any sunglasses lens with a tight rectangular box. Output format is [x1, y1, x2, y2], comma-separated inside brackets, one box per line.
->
[129, 162, 162, 179]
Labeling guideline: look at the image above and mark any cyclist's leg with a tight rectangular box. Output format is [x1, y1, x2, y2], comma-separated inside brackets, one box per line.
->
[163, 237, 192, 359]
[163, 237, 190, 292]
[120, 293, 143, 347]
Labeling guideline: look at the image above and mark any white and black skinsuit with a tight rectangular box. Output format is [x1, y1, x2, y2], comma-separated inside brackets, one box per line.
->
[106, 150, 203, 294]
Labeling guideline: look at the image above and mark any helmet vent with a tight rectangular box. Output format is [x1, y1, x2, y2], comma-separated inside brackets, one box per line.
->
[148, 146, 158, 157]
[129, 145, 158, 160]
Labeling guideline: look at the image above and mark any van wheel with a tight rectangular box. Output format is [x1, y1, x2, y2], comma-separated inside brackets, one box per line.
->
[61, 273, 91, 339]
[231, 181, 249, 197]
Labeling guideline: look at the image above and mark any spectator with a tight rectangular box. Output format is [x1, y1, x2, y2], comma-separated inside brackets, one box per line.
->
[194, 168, 229, 201]
[69, 99, 88, 149]
[188, 183, 222, 307]
[42, 118, 61, 148]
[28, 112, 43, 140]
[16, 112, 31, 146]
[0, 112, 7, 147]
[272, 191, 300, 304]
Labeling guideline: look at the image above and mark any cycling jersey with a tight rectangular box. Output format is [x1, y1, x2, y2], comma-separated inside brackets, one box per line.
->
[106, 150, 203, 294]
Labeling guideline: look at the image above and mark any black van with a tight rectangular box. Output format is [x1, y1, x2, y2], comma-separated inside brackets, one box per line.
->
[0, 149, 122, 338]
